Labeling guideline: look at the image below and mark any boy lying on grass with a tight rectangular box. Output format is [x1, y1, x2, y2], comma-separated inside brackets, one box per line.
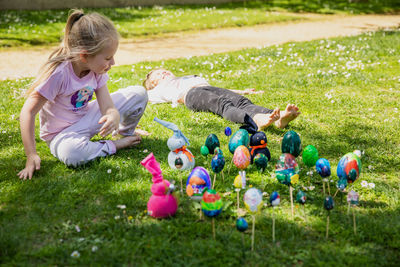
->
[143, 68, 300, 130]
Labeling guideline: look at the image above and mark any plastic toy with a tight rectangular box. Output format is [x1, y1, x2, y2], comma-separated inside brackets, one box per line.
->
[154, 117, 195, 170]
[141, 153, 178, 218]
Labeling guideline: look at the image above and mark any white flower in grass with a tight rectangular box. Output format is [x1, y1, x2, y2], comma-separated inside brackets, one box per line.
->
[309, 185, 315, 191]
[325, 93, 332, 99]
[307, 170, 314, 176]
[322, 178, 328, 182]
[114, 215, 120, 220]
[117, 204, 126, 210]
[91, 246, 98, 252]
[361, 180, 368, 188]
[368, 182, 375, 189]
[107, 169, 112, 174]
[75, 225, 81, 232]
[71, 251, 80, 258]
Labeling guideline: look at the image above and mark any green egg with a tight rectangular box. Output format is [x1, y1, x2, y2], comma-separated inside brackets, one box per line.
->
[302, 145, 319, 167]
[205, 134, 220, 154]
[229, 129, 249, 154]
[200, 145, 209, 156]
[281, 130, 302, 157]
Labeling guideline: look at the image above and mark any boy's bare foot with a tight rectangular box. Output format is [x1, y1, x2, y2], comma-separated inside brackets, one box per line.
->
[113, 135, 142, 150]
[275, 104, 301, 129]
[252, 108, 280, 130]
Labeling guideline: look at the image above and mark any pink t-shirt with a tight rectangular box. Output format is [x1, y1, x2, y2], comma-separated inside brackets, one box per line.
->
[36, 61, 108, 141]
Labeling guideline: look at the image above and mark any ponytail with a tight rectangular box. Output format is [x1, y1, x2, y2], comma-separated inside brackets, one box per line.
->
[26, 9, 118, 96]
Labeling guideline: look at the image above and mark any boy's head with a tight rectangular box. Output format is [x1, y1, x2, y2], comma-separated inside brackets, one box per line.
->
[143, 68, 175, 90]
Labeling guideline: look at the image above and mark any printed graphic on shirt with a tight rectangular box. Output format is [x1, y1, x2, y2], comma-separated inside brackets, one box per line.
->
[70, 86, 94, 111]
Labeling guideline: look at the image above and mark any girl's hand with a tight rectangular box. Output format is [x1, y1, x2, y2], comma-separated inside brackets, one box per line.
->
[98, 110, 120, 137]
[18, 153, 41, 180]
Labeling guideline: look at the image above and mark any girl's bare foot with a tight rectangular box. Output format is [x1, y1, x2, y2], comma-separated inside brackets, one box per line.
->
[252, 108, 280, 130]
[113, 135, 142, 150]
[275, 104, 301, 129]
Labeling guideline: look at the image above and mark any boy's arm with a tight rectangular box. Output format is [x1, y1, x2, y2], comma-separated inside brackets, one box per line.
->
[95, 85, 120, 137]
[18, 91, 47, 180]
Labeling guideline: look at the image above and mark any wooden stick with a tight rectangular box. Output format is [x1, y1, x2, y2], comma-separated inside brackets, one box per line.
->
[212, 173, 216, 189]
[353, 207, 357, 235]
[251, 215, 255, 251]
[272, 207, 275, 243]
[327, 180, 331, 195]
[212, 218, 216, 240]
[290, 185, 294, 220]
[237, 190, 240, 211]
[221, 170, 225, 183]
[323, 181, 326, 195]
[347, 202, 350, 215]
[326, 214, 330, 239]
[199, 208, 203, 221]
[180, 178, 183, 195]
[333, 188, 339, 198]
[303, 204, 307, 224]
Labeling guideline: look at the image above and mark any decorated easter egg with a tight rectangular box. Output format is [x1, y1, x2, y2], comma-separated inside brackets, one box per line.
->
[275, 153, 300, 186]
[337, 178, 348, 191]
[324, 196, 334, 211]
[347, 190, 359, 206]
[211, 147, 225, 174]
[186, 167, 211, 201]
[233, 145, 251, 170]
[236, 217, 248, 232]
[254, 153, 268, 171]
[269, 191, 280, 206]
[296, 190, 307, 205]
[233, 173, 246, 189]
[200, 145, 209, 156]
[168, 148, 195, 170]
[302, 145, 319, 167]
[229, 129, 250, 154]
[205, 134, 220, 154]
[316, 158, 331, 178]
[225, 127, 232, 137]
[281, 130, 302, 157]
[201, 189, 223, 217]
[337, 152, 362, 183]
[243, 188, 263, 214]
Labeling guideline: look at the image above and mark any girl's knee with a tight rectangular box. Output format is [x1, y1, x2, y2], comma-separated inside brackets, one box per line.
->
[124, 86, 148, 103]
[54, 138, 89, 167]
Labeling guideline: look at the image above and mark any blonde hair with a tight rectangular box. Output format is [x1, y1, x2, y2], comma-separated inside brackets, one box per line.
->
[143, 68, 170, 90]
[27, 9, 119, 96]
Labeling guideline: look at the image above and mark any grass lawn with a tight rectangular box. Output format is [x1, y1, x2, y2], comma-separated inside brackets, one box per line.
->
[1, 29, 399, 265]
[1, 0, 399, 48]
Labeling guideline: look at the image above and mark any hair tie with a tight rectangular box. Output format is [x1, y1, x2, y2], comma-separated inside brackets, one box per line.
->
[72, 13, 84, 26]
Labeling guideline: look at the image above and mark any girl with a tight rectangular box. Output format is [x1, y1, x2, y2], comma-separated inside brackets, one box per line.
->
[144, 68, 300, 130]
[18, 10, 148, 180]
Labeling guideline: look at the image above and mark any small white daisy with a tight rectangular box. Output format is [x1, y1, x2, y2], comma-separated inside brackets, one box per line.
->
[368, 182, 375, 189]
[107, 169, 112, 174]
[91, 246, 98, 252]
[114, 215, 120, 220]
[361, 180, 368, 188]
[117, 205, 126, 210]
[75, 225, 80, 232]
[71, 251, 80, 258]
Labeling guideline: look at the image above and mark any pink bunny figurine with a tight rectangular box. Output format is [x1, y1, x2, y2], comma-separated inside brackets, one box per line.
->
[141, 153, 178, 218]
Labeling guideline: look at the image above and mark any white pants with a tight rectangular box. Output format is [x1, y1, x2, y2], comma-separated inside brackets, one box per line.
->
[49, 86, 148, 167]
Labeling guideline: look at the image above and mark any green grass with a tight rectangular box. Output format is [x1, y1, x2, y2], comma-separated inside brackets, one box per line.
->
[1, 0, 399, 48]
[1, 30, 400, 265]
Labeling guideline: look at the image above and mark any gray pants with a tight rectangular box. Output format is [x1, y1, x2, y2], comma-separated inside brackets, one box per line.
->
[185, 86, 272, 124]
[49, 86, 148, 167]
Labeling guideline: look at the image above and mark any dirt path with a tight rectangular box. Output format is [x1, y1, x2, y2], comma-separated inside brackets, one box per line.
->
[2, 14, 399, 80]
